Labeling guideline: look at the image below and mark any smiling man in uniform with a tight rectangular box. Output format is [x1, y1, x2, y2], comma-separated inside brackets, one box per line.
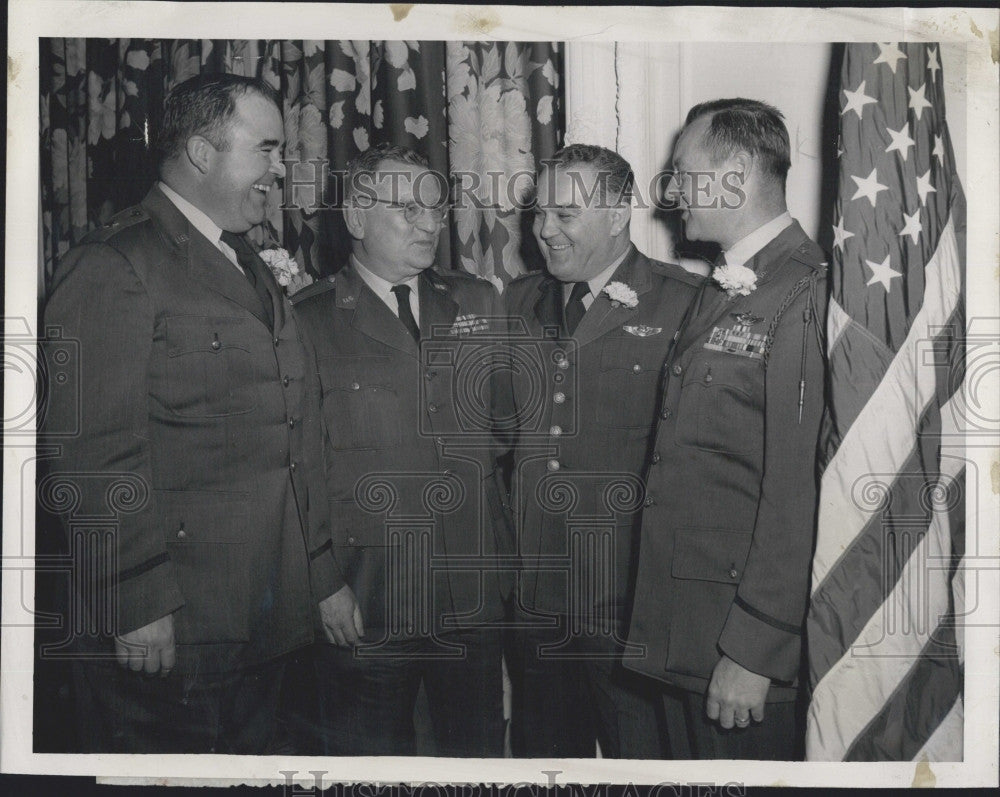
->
[42, 74, 340, 753]
[292, 143, 512, 757]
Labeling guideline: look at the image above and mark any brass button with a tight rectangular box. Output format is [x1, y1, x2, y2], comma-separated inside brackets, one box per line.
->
[660, 408, 672, 419]
[282, 376, 290, 387]
[549, 425, 562, 436]
[557, 359, 569, 370]
[705, 374, 714, 383]
[436, 437, 445, 445]
[428, 402, 439, 413]
[553, 373, 564, 383]
[350, 382, 360, 391]
[553, 392, 565, 404]
[443, 469, 453, 476]
[289, 461, 297, 472]
[425, 371, 435, 380]
[546, 459, 560, 472]
[651, 451, 661, 463]
[348, 536, 356, 545]
[632, 363, 642, 373]
[729, 568, 738, 579]
[672, 364, 682, 376]
[288, 418, 295, 428]
[644, 496, 654, 507]
[211, 339, 221, 351]
[273, 337, 280, 346]
[176, 529, 186, 540]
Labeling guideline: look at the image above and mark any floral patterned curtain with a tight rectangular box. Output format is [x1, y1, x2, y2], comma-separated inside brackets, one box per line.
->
[39, 39, 563, 295]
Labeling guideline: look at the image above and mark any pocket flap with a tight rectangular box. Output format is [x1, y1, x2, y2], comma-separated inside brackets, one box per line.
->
[317, 355, 396, 393]
[671, 527, 752, 583]
[165, 315, 248, 356]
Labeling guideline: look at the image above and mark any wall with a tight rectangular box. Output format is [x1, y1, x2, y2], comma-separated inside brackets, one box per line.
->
[565, 41, 969, 266]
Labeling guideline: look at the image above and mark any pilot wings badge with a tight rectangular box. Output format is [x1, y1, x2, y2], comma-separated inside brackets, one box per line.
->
[622, 324, 662, 337]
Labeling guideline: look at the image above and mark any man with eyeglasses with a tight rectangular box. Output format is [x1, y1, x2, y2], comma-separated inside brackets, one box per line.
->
[291, 143, 513, 757]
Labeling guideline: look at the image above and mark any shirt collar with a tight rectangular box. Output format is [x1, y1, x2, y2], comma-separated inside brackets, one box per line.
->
[561, 245, 631, 303]
[723, 212, 793, 268]
[158, 181, 228, 251]
[351, 254, 420, 303]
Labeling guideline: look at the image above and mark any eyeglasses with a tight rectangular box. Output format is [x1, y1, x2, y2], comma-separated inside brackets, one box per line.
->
[365, 197, 450, 226]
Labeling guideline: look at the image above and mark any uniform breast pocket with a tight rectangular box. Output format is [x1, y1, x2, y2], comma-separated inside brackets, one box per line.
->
[674, 353, 764, 454]
[595, 336, 667, 429]
[318, 355, 402, 450]
[162, 315, 257, 417]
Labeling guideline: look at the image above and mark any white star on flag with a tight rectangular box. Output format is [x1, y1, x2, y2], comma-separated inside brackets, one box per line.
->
[916, 170, 936, 205]
[864, 254, 902, 292]
[873, 43, 907, 74]
[842, 81, 877, 118]
[933, 135, 945, 162]
[898, 210, 923, 244]
[927, 46, 941, 80]
[908, 83, 933, 121]
[851, 167, 889, 207]
[884, 124, 915, 161]
[832, 216, 855, 250]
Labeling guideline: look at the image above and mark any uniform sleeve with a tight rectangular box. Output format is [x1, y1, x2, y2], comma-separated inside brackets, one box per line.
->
[717, 272, 828, 682]
[293, 302, 346, 600]
[42, 242, 184, 635]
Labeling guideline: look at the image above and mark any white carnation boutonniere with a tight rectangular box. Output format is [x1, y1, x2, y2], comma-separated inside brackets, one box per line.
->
[449, 313, 489, 335]
[602, 281, 638, 309]
[713, 263, 758, 298]
[259, 247, 314, 295]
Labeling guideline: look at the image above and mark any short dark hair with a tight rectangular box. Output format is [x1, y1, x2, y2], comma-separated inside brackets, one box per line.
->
[684, 98, 791, 186]
[344, 142, 435, 204]
[543, 143, 634, 203]
[155, 73, 281, 166]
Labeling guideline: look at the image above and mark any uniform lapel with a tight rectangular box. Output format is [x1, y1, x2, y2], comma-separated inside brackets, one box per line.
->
[336, 265, 419, 356]
[572, 245, 649, 349]
[533, 275, 562, 333]
[419, 269, 460, 340]
[142, 186, 272, 328]
[678, 221, 809, 352]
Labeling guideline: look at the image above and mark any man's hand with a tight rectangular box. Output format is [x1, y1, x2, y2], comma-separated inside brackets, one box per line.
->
[115, 614, 176, 676]
[706, 654, 770, 729]
[319, 585, 364, 646]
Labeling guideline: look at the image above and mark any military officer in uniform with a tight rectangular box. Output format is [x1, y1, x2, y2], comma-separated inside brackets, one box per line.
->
[40, 74, 338, 753]
[291, 143, 512, 757]
[626, 99, 828, 759]
[504, 144, 703, 758]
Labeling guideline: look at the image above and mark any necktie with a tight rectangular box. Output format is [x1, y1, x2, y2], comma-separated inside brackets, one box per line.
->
[220, 230, 274, 328]
[391, 283, 420, 342]
[563, 281, 590, 337]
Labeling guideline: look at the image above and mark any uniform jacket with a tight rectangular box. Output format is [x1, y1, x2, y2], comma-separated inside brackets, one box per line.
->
[41, 185, 337, 674]
[504, 245, 703, 624]
[625, 221, 827, 700]
[291, 263, 512, 639]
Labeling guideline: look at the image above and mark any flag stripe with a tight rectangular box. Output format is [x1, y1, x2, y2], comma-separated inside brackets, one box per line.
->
[845, 617, 963, 761]
[806, 443, 964, 760]
[844, 468, 965, 761]
[812, 219, 961, 586]
[916, 693, 964, 763]
[808, 302, 964, 681]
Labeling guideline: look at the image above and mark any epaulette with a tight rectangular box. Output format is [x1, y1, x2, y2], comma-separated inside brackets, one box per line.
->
[82, 206, 149, 243]
[289, 274, 337, 305]
[650, 258, 707, 287]
[508, 269, 544, 285]
[789, 239, 828, 273]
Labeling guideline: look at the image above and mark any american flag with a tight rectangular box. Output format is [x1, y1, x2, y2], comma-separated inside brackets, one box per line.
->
[806, 43, 966, 761]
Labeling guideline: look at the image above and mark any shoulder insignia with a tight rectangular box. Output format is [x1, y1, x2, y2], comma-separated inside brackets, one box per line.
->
[83, 206, 150, 243]
[650, 258, 707, 287]
[289, 274, 337, 305]
[789, 240, 828, 273]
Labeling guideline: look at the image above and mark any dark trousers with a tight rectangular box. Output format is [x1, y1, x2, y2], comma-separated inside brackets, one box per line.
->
[73, 658, 286, 754]
[661, 684, 803, 760]
[313, 628, 505, 757]
[510, 615, 666, 758]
